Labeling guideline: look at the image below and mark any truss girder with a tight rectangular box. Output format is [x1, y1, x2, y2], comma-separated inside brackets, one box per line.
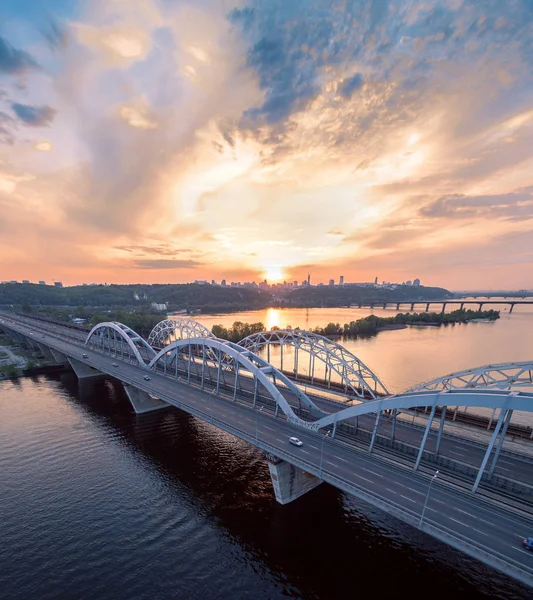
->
[314, 389, 533, 430]
[405, 361, 533, 393]
[148, 318, 214, 348]
[238, 329, 388, 399]
[148, 337, 325, 426]
[85, 322, 156, 366]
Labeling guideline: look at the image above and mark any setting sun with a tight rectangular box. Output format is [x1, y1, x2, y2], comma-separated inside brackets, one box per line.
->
[263, 267, 285, 282]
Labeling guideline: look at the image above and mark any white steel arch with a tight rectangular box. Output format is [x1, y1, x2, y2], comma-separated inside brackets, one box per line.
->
[85, 322, 156, 366]
[405, 361, 533, 393]
[147, 337, 325, 427]
[314, 389, 533, 430]
[148, 318, 214, 348]
[238, 329, 388, 399]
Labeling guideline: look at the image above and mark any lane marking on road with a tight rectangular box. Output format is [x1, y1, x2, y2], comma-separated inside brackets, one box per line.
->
[404, 486, 423, 495]
[300, 449, 310, 455]
[432, 498, 446, 505]
[400, 495, 416, 503]
[333, 455, 348, 463]
[472, 528, 488, 537]
[496, 466, 511, 472]
[275, 438, 285, 443]
[352, 473, 374, 484]
[386, 488, 398, 495]
[456, 508, 478, 519]
[308, 444, 319, 450]
[263, 425, 276, 431]
[449, 517, 471, 528]
[448, 450, 466, 457]
[510, 546, 532, 556]
[361, 467, 383, 478]
[325, 461, 337, 467]
[243, 417, 253, 422]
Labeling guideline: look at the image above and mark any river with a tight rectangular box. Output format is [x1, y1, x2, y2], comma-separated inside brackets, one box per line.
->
[1, 302, 532, 599]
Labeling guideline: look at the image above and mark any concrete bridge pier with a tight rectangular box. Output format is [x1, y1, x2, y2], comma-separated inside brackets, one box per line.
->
[510, 303, 515, 313]
[68, 357, 104, 380]
[266, 454, 322, 504]
[396, 302, 400, 310]
[37, 343, 55, 361]
[425, 303, 430, 312]
[410, 303, 415, 311]
[123, 384, 169, 414]
[50, 348, 70, 365]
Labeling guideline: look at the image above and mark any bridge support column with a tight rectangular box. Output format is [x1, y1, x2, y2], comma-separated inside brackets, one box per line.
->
[410, 303, 415, 311]
[266, 455, 322, 505]
[414, 404, 437, 470]
[369, 409, 382, 453]
[509, 303, 515, 313]
[425, 303, 430, 312]
[488, 409, 513, 478]
[472, 402, 509, 493]
[435, 407, 447, 457]
[123, 384, 169, 414]
[37, 343, 55, 361]
[68, 357, 104, 380]
[50, 349, 69, 365]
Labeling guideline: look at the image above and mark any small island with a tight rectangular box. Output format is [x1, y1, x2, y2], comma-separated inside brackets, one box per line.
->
[211, 308, 499, 343]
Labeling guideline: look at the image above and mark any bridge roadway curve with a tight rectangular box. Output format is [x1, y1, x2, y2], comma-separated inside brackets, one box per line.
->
[4, 313, 533, 490]
[2, 316, 533, 587]
[174, 360, 533, 490]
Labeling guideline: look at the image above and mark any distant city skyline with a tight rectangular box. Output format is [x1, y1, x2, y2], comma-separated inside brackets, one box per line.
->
[0, 2, 532, 288]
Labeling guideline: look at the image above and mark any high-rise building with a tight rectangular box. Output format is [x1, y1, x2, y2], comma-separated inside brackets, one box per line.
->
[221, 279, 227, 287]
[339, 275, 344, 286]
[293, 281, 298, 288]
[38, 280, 46, 285]
[413, 278, 421, 286]
[307, 273, 311, 286]
[22, 279, 29, 284]
[374, 276, 378, 285]
[329, 279, 335, 286]
[54, 281, 63, 287]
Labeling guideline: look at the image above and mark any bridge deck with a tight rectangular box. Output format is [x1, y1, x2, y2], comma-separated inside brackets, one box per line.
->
[1, 312, 533, 588]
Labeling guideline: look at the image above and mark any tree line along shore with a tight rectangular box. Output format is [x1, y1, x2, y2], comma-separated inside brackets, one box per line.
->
[210, 309, 499, 343]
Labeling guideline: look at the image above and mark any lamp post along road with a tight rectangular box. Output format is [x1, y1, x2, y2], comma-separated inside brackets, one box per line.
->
[419, 470, 439, 528]
[320, 430, 331, 479]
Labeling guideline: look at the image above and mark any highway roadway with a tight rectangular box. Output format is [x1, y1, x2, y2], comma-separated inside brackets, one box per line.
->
[4, 313, 533, 492]
[1, 314, 533, 587]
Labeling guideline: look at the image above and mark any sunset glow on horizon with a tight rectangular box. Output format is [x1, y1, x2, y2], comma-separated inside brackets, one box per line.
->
[1, 1, 532, 289]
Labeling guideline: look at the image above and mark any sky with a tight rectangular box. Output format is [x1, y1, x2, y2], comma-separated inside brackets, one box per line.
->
[0, 0, 532, 290]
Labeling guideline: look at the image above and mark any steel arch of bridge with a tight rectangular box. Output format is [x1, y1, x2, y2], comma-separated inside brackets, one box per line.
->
[314, 389, 533, 431]
[238, 329, 388, 399]
[404, 361, 533, 393]
[147, 337, 325, 428]
[148, 318, 214, 348]
[85, 322, 156, 366]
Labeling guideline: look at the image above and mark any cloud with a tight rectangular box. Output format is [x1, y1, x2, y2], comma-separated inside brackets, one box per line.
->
[338, 73, 363, 98]
[0, 35, 40, 74]
[11, 103, 57, 127]
[133, 259, 203, 269]
[115, 245, 191, 256]
[0, 112, 16, 145]
[419, 188, 533, 221]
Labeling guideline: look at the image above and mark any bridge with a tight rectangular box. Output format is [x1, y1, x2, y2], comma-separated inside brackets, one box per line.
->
[352, 299, 533, 313]
[1, 311, 533, 588]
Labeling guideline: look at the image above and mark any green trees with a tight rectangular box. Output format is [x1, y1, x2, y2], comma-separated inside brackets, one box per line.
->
[210, 322, 265, 342]
[209, 310, 499, 343]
